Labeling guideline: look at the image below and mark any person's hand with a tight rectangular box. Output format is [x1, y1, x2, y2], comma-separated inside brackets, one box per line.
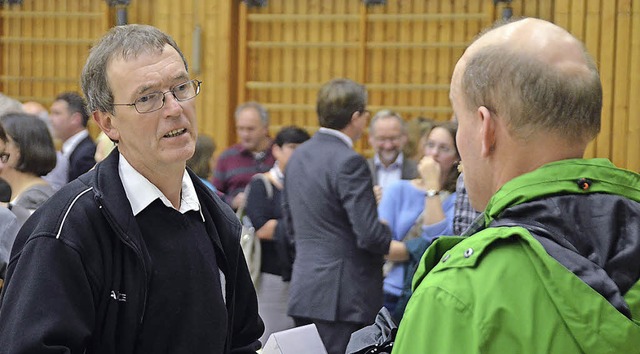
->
[373, 185, 383, 204]
[232, 192, 246, 210]
[418, 155, 441, 191]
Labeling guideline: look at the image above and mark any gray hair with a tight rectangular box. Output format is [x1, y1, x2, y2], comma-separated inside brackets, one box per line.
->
[316, 78, 367, 130]
[462, 44, 601, 142]
[369, 109, 406, 136]
[81, 24, 188, 115]
[234, 101, 269, 126]
[0, 93, 24, 117]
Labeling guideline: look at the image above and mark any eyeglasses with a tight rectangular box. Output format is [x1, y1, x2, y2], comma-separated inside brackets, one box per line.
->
[425, 141, 455, 155]
[113, 79, 202, 114]
[0, 152, 9, 163]
[373, 136, 403, 144]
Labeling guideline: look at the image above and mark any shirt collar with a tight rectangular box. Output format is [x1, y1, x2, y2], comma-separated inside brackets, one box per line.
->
[318, 127, 353, 148]
[373, 152, 404, 170]
[118, 153, 204, 220]
[61, 130, 89, 157]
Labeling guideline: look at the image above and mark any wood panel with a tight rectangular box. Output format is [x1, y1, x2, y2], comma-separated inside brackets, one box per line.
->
[0, 0, 108, 138]
[0, 1, 107, 103]
[240, 0, 495, 157]
[0, 0, 638, 170]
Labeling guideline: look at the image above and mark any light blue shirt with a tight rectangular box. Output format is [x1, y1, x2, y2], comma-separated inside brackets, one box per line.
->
[374, 153, 404, 190]
[377, 180, 456, 296]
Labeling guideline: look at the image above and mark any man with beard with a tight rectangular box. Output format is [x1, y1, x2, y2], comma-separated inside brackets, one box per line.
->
[367, 110, 417, 202]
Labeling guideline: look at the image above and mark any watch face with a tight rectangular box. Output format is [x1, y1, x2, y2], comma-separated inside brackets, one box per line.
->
[426, 190, 439, 197]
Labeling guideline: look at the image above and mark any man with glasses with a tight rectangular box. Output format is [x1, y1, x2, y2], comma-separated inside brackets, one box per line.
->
[367, 110, 417, 202]
[0, 24, 263, 353]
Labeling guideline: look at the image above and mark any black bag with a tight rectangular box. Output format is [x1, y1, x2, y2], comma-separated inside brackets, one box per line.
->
[345, 307, 398, 354]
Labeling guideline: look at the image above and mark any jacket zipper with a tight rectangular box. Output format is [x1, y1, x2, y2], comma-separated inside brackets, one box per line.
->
[98, 198, 149, 325]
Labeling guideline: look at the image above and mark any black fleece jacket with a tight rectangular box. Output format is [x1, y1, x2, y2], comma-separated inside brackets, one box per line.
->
[0, 149, 263, 353]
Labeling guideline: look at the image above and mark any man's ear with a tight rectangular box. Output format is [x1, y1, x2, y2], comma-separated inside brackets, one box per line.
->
[478, 106, 496, 158]
[350, 111, 360, 124]
[71, 111, 83, 126]
[93, 110, 119, 143]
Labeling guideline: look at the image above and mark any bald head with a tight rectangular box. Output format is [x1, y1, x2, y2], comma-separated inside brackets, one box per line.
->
[453, 18, 601, 143]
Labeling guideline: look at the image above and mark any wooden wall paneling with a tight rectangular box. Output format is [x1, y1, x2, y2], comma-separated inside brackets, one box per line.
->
[597, 0, 616, 161]
[280, 1, 294, 129]
[583, 0, 603, 159]
[611, 0, 631, 167]
[270, 0, 284, 134]
[201, 1, 236, 149]
[127, 0, 154, 25]
[56, 2, 69, 101]
[20, 4, 32, 100]
[554, 0, 570, 33]
[628, 0, 640, 171]
[42, 2, 55, 102]
[537, 0, 554, 21]
[298, 2, 313, 131]
[31, 0, 42, 101]
[237, 2, 248, 106]
[395, 3, 411, 122]
[425, 1, 440, 119]
[384, 3, 400, 111]
[3, 4, 15, 95]
[437, 1, 453, 122]
[367, 3, 384, 115]
[409, 1, 426, 119]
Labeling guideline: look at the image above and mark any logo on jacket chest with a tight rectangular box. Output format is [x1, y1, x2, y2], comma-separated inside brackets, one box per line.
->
[110, 290, 127, 302]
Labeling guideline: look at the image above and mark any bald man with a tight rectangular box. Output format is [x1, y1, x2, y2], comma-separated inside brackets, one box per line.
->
[391, 18, 640, 353]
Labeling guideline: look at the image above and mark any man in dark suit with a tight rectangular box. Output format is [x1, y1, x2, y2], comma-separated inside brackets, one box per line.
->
[367, 110, 418, 201]
[283, 78, 392, 354]
[50, 92, 96, 183]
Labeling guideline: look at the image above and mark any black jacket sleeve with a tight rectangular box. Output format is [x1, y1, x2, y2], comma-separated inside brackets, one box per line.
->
[0, 235, 96, 353]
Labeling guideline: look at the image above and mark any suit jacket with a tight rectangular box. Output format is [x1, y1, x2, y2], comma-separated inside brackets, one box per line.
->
[367, 155, 418, 186]
[283, 131, 392, 324]
[68, 135, 96, 182]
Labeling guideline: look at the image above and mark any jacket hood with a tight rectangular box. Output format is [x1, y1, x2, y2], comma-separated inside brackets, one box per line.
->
[412, 158, 640, 353]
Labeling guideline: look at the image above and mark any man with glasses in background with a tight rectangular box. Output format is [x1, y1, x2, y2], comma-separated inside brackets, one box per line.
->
[367, 110, 418, 203]
[0, 24, 263, 353]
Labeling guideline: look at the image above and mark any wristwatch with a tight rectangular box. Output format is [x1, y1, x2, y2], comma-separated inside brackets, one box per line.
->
[426, 189, 440, 198]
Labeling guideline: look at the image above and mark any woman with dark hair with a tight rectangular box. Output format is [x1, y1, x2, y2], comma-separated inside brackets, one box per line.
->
[379, 121, 461, 321]
[0, 122, 20, 279]
[244, 125, 311, 344]
[0, 112, 57, 212]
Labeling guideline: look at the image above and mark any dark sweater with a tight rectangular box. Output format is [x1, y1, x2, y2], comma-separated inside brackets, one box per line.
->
[135, 200, 227, 353]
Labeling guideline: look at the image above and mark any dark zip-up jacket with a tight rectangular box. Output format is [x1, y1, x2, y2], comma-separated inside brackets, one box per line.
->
[0, 150, 263, 353]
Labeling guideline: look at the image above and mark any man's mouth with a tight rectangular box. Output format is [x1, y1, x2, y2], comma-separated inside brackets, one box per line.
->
[164, 128, 187, 138]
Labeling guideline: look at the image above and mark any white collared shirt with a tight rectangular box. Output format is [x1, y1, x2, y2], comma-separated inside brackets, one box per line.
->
[318, 127, 353, 148]
[61, 130, 89, 157]
[118, 154, 202, 218]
